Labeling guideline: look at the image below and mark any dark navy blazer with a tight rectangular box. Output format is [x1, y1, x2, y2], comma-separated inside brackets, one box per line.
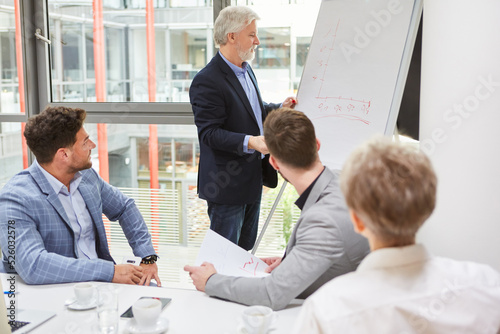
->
[190, 53, 280, 205]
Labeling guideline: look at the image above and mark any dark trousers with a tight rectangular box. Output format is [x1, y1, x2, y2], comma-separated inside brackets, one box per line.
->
[207, 195, 261, 251]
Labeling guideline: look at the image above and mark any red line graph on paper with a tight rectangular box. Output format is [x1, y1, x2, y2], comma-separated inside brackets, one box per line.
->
[316, 20, 341, 98]
[239, 257, 261, 276]
[313, 113, 371, 125]
[310, 19, 372, 125]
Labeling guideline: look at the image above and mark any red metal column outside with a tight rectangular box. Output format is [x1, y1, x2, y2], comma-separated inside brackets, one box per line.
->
[93, 0, 109, 184]
[14, 0, 28, 169]
[93, 0, 111, 242]
[147, 0, 160, 253]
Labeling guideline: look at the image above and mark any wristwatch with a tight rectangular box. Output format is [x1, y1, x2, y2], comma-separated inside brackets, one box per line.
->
[141, 255, 158, 264]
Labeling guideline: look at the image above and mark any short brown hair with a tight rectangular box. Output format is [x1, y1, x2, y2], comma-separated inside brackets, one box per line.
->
[263, 108, 318, 169]
[340, 137, 437, 244]
[24, 106, 86, 164]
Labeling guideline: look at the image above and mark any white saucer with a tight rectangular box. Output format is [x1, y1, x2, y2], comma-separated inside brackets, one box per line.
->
[67, 299, 97, 311]
[237, 324, 276, 334]
[126, 317, 169, 334]
[237, 324, 249, 334]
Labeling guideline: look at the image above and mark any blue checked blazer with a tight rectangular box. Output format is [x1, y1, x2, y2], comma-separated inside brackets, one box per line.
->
[0, 163, 156, 284]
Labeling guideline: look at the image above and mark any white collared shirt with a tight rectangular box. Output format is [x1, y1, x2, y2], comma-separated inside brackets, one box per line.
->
[294, 244, 500, 334]
[36, 161, 98, 259]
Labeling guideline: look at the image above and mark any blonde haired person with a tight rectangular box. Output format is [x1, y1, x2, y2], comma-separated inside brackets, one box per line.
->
[293, 137, 500, 333]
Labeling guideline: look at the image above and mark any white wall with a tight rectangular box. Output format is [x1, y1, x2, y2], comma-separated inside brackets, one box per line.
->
[418, 0, 500, 271]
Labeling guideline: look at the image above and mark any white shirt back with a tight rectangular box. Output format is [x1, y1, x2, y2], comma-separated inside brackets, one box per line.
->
[294, 244, 500, 334]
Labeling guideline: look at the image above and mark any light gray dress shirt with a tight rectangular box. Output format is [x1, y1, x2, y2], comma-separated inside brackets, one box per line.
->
[36, 161, 98, 259]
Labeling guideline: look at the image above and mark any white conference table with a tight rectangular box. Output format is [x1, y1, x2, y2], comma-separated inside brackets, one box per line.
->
[2, 274, 302, 333]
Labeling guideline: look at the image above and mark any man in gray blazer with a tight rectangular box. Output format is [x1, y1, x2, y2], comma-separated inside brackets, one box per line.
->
[184, 108, 370, 310]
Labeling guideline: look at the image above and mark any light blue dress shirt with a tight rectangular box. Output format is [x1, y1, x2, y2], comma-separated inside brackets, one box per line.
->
[219, 51, 263, 154]
[35, 161, 98, 259]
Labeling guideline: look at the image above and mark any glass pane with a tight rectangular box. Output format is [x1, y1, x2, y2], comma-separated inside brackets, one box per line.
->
[234, 1, 307, 5]
[45, 1, 326, 105]
[48, 1, 213, 103]
[0, 122, 26, 186]
[295, 36, 312, 90]
[0, 1, 25, 114]
[253, 27, 291, 102]
[249, 2, 321, 101]
[85, 122, 294, 287]
[169, 0, 211, 7]
[255, 27, 290, 69]
[170, 29, 207, 102]
[122, 0, 210, 9]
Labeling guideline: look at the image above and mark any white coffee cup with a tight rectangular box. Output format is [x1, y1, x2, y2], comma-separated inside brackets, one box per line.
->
[73, 282, 95, 306]
[132, 298, 162, 329]
[241, 305, 276, 334]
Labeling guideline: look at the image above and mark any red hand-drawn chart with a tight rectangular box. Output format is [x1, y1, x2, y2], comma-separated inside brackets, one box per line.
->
[239, 257, 262, 276]
[196, 230, 269, 278]
[311, 20, 372, 126]
[296, 0, 418, 169]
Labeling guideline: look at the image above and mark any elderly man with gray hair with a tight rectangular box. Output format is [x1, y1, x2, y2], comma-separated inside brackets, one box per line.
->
[190, 6, 295, 251]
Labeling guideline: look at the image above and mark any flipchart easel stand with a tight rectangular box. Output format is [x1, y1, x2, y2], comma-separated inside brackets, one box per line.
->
[251, 181, 288, 255]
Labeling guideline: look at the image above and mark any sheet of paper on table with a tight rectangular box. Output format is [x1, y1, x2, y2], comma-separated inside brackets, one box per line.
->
[195, 230, 270, 277]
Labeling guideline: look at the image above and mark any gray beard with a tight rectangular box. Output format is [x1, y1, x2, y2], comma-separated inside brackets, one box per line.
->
[237, 45, 256, 62]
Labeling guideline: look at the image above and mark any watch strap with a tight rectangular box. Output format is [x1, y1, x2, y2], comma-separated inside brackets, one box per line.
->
[141, 255, 158, 264]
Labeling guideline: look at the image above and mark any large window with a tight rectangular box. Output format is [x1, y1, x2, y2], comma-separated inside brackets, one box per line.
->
[47, 2, 213, 103]
[45, 1, 322, 106]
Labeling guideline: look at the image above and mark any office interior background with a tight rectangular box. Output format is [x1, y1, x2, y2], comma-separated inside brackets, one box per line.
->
[1, 0, 499, 286]
[0, 0, 322, 287]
